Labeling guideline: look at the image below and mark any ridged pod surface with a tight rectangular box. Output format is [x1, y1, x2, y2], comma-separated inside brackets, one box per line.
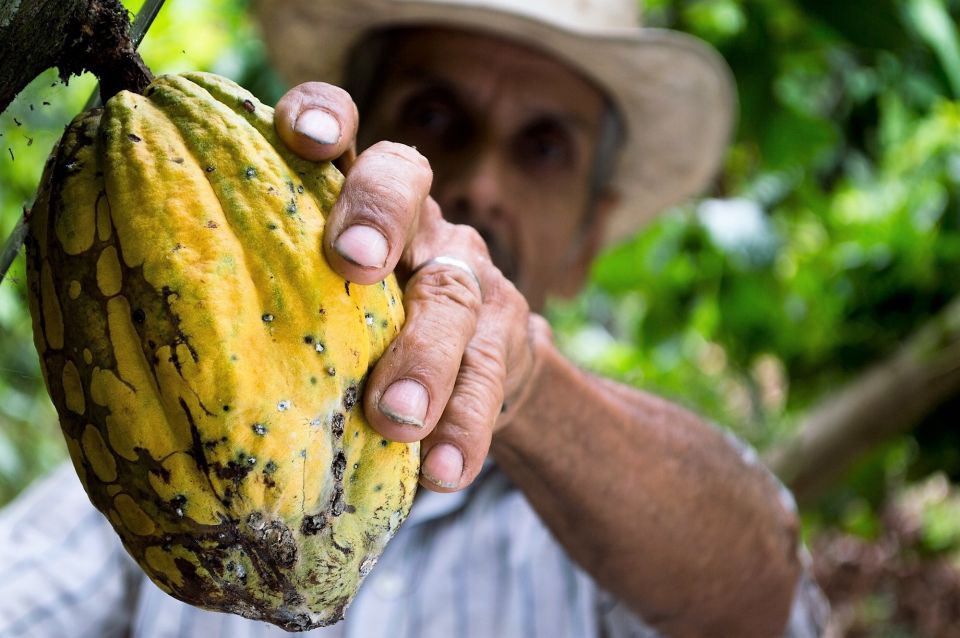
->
[25, 72, 418, 631]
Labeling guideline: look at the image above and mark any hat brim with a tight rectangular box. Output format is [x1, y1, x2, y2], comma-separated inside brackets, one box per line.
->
[255, 0, 736, 246]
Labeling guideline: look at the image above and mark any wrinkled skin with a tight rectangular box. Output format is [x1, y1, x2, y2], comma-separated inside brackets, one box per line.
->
[273, 29, 806, 637]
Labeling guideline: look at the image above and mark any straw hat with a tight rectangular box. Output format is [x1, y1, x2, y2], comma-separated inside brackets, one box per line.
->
[254, 0, 736, 246]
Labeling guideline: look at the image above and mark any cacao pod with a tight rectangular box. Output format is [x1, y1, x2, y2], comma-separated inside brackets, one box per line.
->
[25, 72, 418, 631]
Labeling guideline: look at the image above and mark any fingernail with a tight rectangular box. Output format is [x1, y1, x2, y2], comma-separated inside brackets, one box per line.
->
[335, 225, 389, 269]
[422, 444, 463, 489]
[379, 379, 428, 428]
[295, 109, 341, 145]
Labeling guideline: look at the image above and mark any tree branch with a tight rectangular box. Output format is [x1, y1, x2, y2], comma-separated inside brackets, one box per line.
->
[764, 295, 960, 506]
[0, 0, 151, 114]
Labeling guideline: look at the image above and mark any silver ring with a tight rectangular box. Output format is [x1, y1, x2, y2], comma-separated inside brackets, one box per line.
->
[413, 255, 482, 293]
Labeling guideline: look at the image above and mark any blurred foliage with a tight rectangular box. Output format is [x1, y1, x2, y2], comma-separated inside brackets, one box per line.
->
[552, 0, 960, 542]
[0, 0, 959, 589]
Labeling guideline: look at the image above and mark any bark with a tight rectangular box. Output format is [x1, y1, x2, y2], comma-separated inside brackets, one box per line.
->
[0, 0, 151, 114]
[764, 295, 960, 506]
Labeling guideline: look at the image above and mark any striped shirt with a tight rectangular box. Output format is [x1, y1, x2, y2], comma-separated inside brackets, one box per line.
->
[0, 460, 828, 637]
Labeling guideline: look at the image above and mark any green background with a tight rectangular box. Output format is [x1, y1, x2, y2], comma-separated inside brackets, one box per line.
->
[2, 0, 960, 633]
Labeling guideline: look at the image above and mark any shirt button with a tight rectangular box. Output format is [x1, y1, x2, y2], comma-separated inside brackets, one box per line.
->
[372, 569, 405, 599]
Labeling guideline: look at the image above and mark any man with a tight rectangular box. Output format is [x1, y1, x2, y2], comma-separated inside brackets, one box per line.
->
[0, 0, 827, 636]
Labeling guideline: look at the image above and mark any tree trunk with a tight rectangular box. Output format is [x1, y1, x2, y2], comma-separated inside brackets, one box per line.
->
[764, 295, 960, 506]
[0, 0, 150, 114]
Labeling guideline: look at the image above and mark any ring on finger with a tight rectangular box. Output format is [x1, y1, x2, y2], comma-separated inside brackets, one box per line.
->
[412, 255, 483, 295]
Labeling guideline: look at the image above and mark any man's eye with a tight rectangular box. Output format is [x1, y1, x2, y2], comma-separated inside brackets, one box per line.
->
[516, 123, 573, 170]
[401, 96, 454, 136]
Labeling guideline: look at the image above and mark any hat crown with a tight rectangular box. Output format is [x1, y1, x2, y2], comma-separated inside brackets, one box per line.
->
[401, 0, 641, 31]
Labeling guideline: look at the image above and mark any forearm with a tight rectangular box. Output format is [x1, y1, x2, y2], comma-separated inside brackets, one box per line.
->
[491, 329, 802, 638]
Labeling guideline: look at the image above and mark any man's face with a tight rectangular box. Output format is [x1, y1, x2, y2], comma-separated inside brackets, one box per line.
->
[358, 29, 611, 311]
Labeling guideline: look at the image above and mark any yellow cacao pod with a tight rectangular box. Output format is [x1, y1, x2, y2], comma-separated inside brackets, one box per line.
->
[25, 72, 419, 631]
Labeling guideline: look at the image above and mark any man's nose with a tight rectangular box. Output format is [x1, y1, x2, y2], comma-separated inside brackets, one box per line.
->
[435, 151, 507, 225]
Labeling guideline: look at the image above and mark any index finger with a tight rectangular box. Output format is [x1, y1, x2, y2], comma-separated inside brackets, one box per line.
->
[274, 82, 359, 161]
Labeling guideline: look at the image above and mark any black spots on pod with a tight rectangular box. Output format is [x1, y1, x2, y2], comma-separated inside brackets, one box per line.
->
[226, 560, 247, 582]
[251, 422, 267, 436]
[364, 313, 374, 326]
[246, 513, 297, 567]
[205, 165, 215, 173]
[301, 513, 327, 536]
[204, 435, 228, 451]
[170, 494, 187, 518]
[131, 308, 146, 324]
[266, 222, 277, 231]
[380, 439, 389, 448]
[262, 460, 278, 488]
[245, 167, 257, 179]
[344, 281, 351, 296]
[297, 185, 304, 194]
[286, 199, 297, 215]
[330, 487, 346, 517]
[127, 133, 142, 143]
[171, 157, 185, 164]
[216, 451, 256, 487]
[309, 376, 317, 385]
[331, 412, 345, 437]
[306, 336, 326, 354]
[343, 384, 358, 411]
[262, 313, 274, 323]
[242, 99, 255, 113]
[373, 483, 383, 492]
[222, 405, 230, 412]
[332, 451, 346, 481]
[327, 366, 336, 377]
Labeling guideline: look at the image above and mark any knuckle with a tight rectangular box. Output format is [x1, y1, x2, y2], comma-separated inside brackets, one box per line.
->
[451, 224, 488, 256]
[402, 330, 463, 372]
[409, 268, 483, 315]
[297, 81, 349, 104]
[464, 341, 507, 392]
[369, 141, 432, 174]
[359, 174, 411, 219]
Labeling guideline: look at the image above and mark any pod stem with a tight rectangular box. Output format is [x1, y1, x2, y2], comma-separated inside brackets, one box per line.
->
[59, 0, 154, 101]
[0, 0, 154, 114]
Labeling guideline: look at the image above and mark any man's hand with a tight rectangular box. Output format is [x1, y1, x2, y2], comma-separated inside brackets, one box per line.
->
[275, 82, 539, 493]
